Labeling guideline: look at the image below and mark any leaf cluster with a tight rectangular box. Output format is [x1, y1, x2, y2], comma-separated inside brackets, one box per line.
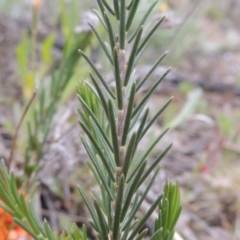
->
[20, 31, 92, 189]
[0, 160, 88, 240]
[77, 0, 182, 240]
[0, 0, 182, 239]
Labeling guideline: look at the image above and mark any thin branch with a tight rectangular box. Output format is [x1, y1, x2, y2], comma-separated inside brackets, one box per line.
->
[7, 89, 37, 170]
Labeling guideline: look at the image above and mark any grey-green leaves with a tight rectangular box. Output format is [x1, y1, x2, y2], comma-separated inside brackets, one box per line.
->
[77, 0, 180, 240]
[0, 0, 182, 239]
[0, 160, 58, 240]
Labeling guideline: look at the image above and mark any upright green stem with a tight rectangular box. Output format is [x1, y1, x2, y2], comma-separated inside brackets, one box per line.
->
[111, 3, 130, 239]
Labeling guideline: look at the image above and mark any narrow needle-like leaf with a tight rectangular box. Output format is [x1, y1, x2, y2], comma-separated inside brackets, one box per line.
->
[102, 0, 115, 15]
[104, 12, 116, 51]
[113, 48, 123, 109]
[141, 97, 173, 139]
[14, 218, 39, 239]
[132, 108, 149, 155]
[137, 15, 165, 54]
[108, 100, 120, 166]
[123, 168, 160, 230]
[78, 95, 113, 151]
[134, 229, 148, 240]
[120, 0, 126, 49]
[93, 9, 108, 31]
[137, 143, 172, 188]
[82, 139, 114, 200]
[80, 121, 115, 181]
[139, 128, 169, 164]
[113, 0, 120, 20]
[126, 0, 141, 31]
[132, 68, 171, 118]
[137, 51, 167, 91]
[122, 133, 137, 177]
[122, 83, 136, 145]
[78, 186, 100, 232]
[43, 220, 55, 240]
[79, 50, 115, 99]
[89, 73, 109, 118]
[94, 201, 109, 240]
[96, 0, 105, 18]
[121, 161, 146, 221]
[124, 27, 143, 86]
[128, 0, 159, 43]
[128, 194, 163, 239]
[88, 23, 113, 65]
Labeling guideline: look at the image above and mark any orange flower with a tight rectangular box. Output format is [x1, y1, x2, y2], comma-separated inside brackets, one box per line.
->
[0, 191, 31, 240]
[34, 0, 42, 8]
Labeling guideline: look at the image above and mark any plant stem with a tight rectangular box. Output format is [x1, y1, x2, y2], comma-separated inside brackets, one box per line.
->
[8, 90, 37, 170]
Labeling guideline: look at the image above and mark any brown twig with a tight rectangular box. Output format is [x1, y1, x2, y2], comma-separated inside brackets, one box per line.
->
[7, 89, 37, 170]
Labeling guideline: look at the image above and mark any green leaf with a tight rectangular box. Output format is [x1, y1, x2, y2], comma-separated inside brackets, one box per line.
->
[128, 0, 159, 43]
[124, 27, 143, 86]
[113, 0, 120, 20]
[89, 117, 115, 168]
[81, 138, 114, 200]
[119, 0, 126, 49]
[138, 128, 169, 164]
[137, 15, 165, 55]
[126, 0, 141, 31]
[150, 228, 163, 240]
[94, 200, 109, 240]
[140, 97, 173, 139]
[14, 218, 39, 239]
[128, 194, 163, 239]
[78, 50, 115, 99]
[104, 12, 116, 51]
[122, 83, 136, 145]
[102, 0, 115, 15]
[43, 220, 56, 240]
[113, 48, 123, 109]
[133, 229, 148, 240]
[125, 113, 148, 175]
[122, 168, 160, 230]
[137, 51, 167, 91]
[132, 68, 171, 118]
[132, 108, 149, 156]
[154, 181, 182, 239]
[78, 94, 112, 151]
[78, 186, 101, 232]
[89, 23, 113, 64]
[93, 9, 108, 31]
[96, 0, 106, 17]
[80, 121, 115, 181]
[108, 100, 120, 166]
[41, 35, 55, 65]
[121, 161, 146, 221]
[89, 73, 109, 118]
[137, 143, 172, 188]
[15, 31, 29, 74]
[122, 133, 137, 177]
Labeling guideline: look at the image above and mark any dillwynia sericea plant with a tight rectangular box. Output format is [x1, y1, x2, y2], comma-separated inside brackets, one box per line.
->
[0, 0, 182, 239]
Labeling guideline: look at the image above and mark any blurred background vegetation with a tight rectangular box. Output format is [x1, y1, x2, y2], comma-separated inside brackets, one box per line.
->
[0, 0, 240, 239]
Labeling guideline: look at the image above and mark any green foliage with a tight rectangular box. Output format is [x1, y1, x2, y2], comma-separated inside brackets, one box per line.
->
[0, 0, 182, 239]
[152, 181, 182, 240]
[77, 0, 182, 239]
[19, 30, 92, 189]
[0, 160, 88, 239]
